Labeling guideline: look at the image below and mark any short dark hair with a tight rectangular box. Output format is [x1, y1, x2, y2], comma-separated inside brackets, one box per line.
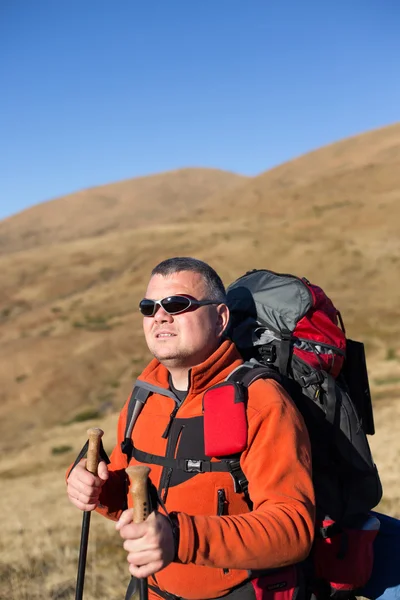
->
[151, 257, 226, 303]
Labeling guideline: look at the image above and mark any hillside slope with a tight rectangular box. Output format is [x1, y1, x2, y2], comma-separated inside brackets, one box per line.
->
[0, 122, 398, 461]
[0, 168, 246, 254]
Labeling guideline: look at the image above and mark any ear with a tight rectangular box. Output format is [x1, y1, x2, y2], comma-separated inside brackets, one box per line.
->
[215, 304, 230, 338]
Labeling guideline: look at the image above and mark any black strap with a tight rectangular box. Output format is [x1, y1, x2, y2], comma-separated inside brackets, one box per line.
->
[321, 372, 337, 425]
[132, 445, 232, 474]
[148, 584, 180, 600]
[125, 576, 138, 600]
[278, 333, 292, 376]
[230, 364, 281, 388]
[226, 458, 250, 498]
[125, 578, 149, 600]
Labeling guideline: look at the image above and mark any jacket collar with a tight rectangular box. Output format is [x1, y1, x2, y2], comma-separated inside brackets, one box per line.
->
[138, 340, 243, 397]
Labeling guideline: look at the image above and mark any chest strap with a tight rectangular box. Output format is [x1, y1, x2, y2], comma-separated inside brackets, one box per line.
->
[131, 444, 234, 474]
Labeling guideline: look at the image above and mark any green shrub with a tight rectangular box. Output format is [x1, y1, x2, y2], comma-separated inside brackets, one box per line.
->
[51, 444, 73, 455]
[385, 348, 397, 361]
[64, 408, 101, 425]
[73, 314, 112, 331]
[374, 376, 400, 386]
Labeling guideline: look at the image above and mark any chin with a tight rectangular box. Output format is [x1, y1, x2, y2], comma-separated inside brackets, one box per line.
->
[154, 354, 191, 368]
[152, 350, 179, 363]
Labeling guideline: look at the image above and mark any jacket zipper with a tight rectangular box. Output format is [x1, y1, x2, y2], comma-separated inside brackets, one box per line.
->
[217, 489, 227, 516]
[158, 404, 181, 500]
[160, 427, 185, 503]
[162, 405, 179, 438]
[217, 490, 229, 574]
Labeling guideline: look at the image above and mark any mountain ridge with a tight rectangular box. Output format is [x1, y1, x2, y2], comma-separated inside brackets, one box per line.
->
[0, 167, 247, 254]
[0, 123, 399, 455]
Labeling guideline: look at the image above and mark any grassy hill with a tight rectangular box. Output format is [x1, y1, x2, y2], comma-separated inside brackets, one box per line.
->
[0, 168, 247, 254]
[0, 124, 399, 599]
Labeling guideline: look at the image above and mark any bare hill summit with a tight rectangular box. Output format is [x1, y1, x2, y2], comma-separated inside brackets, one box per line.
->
[0, 168, 247, 254]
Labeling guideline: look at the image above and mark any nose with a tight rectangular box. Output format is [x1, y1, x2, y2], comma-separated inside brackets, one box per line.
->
[154, 305, 173, 323]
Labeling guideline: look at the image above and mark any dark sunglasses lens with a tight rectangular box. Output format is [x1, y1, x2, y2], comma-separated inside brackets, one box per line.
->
[139, 299, 156, 316]
[161, 296, 191, 314]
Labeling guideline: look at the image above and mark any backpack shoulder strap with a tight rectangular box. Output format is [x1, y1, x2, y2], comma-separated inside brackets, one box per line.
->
[225, 362, 282, 501]
[121, 381, 153, 459]
[227, 361, 282, 388]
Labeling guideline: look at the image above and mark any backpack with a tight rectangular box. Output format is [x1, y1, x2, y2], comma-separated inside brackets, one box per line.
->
[120, 268, 383, 599]
[225, 268, 383, 597]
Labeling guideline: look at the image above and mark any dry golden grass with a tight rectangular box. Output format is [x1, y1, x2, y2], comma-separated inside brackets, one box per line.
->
[0, 414, 130, 600]
[0, 124, 399, 599]
[0, 168, 247, 255]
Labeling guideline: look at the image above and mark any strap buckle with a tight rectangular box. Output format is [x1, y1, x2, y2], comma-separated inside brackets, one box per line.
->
[185, 459, 204, 473]
[227, 459, 248, 493]
[259, 344, 277, 364]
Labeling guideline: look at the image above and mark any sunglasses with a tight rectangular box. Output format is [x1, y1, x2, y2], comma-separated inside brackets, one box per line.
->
[139, 295, 219, 317]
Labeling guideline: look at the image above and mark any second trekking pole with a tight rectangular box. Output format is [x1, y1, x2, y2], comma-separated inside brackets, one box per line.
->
[125, 465, 151, 600]
[75, 427, 104, 600]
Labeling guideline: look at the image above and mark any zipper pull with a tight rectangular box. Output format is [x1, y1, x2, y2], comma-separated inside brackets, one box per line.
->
[217, 489, 229, 574]
[162, 405, 179, 439]
[162, 468, 173, 503]
[217, 489, 227, 516]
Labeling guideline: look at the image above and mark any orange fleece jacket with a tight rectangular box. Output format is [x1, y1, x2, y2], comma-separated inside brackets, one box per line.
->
[95, 340, 315, 599]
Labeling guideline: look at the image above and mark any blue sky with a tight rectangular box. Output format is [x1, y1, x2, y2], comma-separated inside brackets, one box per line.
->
[1, 0, 399, 220]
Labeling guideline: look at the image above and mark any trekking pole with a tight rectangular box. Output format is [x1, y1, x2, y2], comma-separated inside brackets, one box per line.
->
[75, 427, 104, 600]
[125, 465, 151, 600]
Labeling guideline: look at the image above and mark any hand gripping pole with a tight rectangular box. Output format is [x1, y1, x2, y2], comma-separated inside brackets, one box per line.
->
[125, 465, 151, 600]
[75, 427, 104, 600]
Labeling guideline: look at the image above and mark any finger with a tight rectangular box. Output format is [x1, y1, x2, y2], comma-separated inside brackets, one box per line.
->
[128, 561, 163, 579]
[68, 461, 104, 488]
[115, 508, 133, 530]
[67, 482, 101, 505]
[68, 487, 100, 507]
[68, 489, 101, 507]
[127, 549, 162, 567]
[125, 544, 160, 562]
[118, 521, 147, 540]
[67, 494, 98, 512]
[68, 477, 102, 499]
[123, 537, 158, 554]
[97, 460, 109, 481]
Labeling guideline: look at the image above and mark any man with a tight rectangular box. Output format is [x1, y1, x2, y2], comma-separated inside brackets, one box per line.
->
[67, 257, 315, 600]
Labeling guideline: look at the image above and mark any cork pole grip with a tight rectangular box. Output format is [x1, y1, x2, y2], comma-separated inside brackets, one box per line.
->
[86, 427, 104, 474]
[126, 465, 151, 523]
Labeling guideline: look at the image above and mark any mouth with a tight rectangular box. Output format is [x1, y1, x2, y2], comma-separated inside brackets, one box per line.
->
[155, 332, 176, 339]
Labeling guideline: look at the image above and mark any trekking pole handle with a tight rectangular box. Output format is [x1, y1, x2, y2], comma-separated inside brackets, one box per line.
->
[125, 465, 151, 523]
[86, 427, 104, 474]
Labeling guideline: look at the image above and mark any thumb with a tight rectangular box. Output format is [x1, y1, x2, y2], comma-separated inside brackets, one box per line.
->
[116, 508, 133, 530]
[97, 460, 109, 483]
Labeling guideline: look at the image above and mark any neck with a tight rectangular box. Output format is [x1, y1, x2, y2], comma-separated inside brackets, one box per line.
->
[168, 368, 190, 391]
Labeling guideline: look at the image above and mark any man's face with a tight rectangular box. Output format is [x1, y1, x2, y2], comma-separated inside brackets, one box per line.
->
[142, 271, 229, 369]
